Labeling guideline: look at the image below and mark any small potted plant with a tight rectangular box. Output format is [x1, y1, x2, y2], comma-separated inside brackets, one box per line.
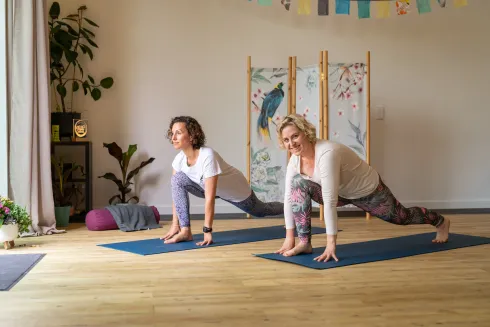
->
[51, 156, 83, 226]
[0, 196, 32, 250]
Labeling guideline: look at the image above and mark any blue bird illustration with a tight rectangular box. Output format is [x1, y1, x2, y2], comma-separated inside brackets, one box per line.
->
[257, 82, 284, 140]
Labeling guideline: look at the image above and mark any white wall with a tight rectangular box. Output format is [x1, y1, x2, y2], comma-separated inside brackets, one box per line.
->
[52, 0, 490, 214]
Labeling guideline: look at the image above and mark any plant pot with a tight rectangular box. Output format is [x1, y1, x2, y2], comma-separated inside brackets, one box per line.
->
[51, 112, 81, 140]
[0, 223, 19, 250]
[54, 206, 71, 227]
[0, 224, 19, 242]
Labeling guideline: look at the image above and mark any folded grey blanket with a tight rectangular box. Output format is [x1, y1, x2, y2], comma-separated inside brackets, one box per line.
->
[105, 204, 161, 232]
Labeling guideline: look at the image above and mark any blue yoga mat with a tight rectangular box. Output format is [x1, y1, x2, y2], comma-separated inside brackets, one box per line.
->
[254, 233, 490, 270]
[98, 225, 327, 255]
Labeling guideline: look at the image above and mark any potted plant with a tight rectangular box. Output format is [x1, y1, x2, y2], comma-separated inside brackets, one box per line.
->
[0, 196, 32, 250]
[49, 2, 114, 139]
[98, 142, 155, 205]
[51, 155, 83, 226]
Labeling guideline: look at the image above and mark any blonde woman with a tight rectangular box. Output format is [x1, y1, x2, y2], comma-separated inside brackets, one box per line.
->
[276, 114, 450, 262]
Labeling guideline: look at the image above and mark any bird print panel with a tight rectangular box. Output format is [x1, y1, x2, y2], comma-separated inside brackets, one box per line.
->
[328, 62, 368, 161]
[250, 67, 289, 203]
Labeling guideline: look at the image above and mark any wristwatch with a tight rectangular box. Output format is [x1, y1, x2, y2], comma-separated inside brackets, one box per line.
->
[203, 226, 213, 233]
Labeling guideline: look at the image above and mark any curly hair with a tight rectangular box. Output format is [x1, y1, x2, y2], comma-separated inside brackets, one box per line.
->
[276, 114, 317, 149]
[166, 116, 206, 149]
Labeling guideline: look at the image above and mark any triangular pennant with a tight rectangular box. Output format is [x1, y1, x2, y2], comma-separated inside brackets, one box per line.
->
[281, 0, 291, 11]
[396, 0, 410, 15]
[358, 0, 371, 19]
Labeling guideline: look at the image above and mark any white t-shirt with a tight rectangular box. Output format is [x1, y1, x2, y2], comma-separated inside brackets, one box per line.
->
[172, 147, 252, 203]
[284, 139, 379, 235]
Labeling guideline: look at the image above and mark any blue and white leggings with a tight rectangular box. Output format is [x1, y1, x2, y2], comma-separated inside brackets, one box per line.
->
[171, 171, 284, 227]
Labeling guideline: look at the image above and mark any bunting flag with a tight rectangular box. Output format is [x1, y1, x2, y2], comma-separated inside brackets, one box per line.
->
[257, 0, 272, 6]
[248, 0, 469, 18]
[318, 0, 329, 16]
[336, 0, 350, 15]
[396, 1, 410, 15]
[454, 0, 468, 7]
[281, 0, 291, 11]
[298, 0, 311, 15]
[376, 1, 391, 18]
[416, 0, 431, 13]
[358, 0, 371, 19]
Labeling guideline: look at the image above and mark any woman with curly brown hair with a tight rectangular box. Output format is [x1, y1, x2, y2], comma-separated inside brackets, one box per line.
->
[275, 114, 450, 262]
[161, 116, 284, 246]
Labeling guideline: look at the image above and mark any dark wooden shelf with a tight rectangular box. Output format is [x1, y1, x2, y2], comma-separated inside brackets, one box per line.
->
[51, 141, 92, 224]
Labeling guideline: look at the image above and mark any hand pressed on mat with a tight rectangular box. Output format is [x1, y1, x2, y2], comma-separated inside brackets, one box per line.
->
[196, 232, 213, 246]
[314, 234, 339, 263]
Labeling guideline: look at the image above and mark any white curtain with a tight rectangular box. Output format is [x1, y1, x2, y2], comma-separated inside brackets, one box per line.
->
[9, 0, 65, 235]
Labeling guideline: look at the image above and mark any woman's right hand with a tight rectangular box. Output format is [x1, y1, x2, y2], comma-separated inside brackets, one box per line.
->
[275, 237, 295, 254]
[160, 224, 181, 240]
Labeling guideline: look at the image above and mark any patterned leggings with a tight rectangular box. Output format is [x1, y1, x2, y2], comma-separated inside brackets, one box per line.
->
[171, 171, 284, 227]
[289, 174, 446, 243]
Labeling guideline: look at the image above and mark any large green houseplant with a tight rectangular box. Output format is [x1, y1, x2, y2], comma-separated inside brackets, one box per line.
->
[49, 2, 114, 139]
[98, 142, 155, 205]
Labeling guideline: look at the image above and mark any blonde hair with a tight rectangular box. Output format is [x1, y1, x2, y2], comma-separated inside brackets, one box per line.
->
[276, 114, 317, 149]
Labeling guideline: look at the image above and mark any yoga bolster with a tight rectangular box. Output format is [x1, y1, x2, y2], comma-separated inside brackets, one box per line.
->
[86, 206, 160, 231]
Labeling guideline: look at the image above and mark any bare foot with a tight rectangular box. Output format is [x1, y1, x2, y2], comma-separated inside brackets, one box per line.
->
[433, 218, 450, 243]
[160, 224, 180, 240]
[163, 229, 193, 244]
[283, 242, 313, 257]
[275, 237, 295, 255]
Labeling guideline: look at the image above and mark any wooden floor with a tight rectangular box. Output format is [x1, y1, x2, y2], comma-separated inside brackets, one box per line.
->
[1, 214, 489, 327]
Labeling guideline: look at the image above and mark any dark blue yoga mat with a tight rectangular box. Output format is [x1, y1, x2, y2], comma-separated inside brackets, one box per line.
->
[98, 225, 327, 255]
[254, 233, 490, 270]
[0, 253, 46, 291]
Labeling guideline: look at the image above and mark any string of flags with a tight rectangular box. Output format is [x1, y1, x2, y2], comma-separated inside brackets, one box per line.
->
[248, 0, 468, 18]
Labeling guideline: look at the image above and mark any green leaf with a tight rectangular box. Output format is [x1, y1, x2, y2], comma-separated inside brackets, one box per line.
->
[82, 28, 95, 37]
[88, 75, 95, 84]
[98, 173, 124, 190]
[65, 50, 78, 63]
[56, 84, 67, 98]
[126, 157, 155, 182]
[122, 145, 138, 172]
[49, 2, 60, 19]
[251, 185, 268, 193]
[103, 142, 123, 162]
[78, 64, 84, 78]
[67, 14, 79, 18]
[108, 195, 122, 205]
[127, 196, 140, 204]
[72, 81, 79, 92]
[91, 88, 101, 101]
[84, 18, 99, 27]
[100, 77, 113, 89]
[79, 44, 93, 60]
[86, 38, 98, 48]
[62, 17, 78, 23]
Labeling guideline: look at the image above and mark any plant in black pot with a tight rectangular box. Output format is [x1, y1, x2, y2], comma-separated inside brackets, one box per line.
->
[98, 142, 155, 205]
[49, 2, 114, 140]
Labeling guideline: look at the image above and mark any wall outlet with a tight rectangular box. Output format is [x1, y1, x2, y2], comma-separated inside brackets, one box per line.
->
[374, 105, 385, 120]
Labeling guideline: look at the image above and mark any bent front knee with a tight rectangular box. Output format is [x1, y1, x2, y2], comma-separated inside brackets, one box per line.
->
[171, 171, 189, 188]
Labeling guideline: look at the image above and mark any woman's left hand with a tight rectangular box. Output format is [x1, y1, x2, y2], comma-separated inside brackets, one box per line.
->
[314, 236, 339, 262]
[196, 233, 213, 246]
